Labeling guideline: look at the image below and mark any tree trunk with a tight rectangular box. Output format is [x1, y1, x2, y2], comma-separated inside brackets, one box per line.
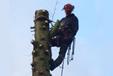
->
[31, 9, 51, 76]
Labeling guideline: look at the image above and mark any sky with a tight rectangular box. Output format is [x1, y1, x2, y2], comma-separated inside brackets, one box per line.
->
[0, 0, 113, 76]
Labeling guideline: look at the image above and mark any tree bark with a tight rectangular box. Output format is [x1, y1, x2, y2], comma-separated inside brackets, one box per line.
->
[31, 9, 51, 76]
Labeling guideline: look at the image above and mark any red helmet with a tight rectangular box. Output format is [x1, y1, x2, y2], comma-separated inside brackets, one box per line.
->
[63, 4, 74, 12]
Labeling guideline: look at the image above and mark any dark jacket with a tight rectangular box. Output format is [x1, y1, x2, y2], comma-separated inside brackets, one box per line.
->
[59, 14, 79, 41]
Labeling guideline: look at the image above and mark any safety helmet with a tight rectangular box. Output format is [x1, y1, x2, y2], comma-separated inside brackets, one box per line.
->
[63, 3, 74, 12]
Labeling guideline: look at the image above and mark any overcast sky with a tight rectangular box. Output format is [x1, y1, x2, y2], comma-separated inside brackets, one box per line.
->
[0, 0, 113, 76]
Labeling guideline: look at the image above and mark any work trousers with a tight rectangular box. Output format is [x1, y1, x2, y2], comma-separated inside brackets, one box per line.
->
[50, 37, 72, 70]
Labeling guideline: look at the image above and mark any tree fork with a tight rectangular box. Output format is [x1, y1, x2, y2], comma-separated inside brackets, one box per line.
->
[31, 9, 51, 76]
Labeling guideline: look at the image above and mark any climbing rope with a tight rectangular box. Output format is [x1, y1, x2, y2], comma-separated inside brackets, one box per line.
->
[60, 60, 64, 76]
[52, 0, 59, 20]
[50, 0, 59, 28]
[60, 37, 76, 76]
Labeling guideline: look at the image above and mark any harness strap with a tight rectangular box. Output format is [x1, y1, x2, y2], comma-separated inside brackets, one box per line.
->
[71, 37, 75, 60]
[67, 44, 71, 65]
[67, 37, 75, 65]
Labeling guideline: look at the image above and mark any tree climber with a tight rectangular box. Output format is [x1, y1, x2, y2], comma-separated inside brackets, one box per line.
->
[49, 3, 79, 71]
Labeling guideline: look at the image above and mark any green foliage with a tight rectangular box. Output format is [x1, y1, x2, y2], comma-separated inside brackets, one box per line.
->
[50, 20, 60, 37]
